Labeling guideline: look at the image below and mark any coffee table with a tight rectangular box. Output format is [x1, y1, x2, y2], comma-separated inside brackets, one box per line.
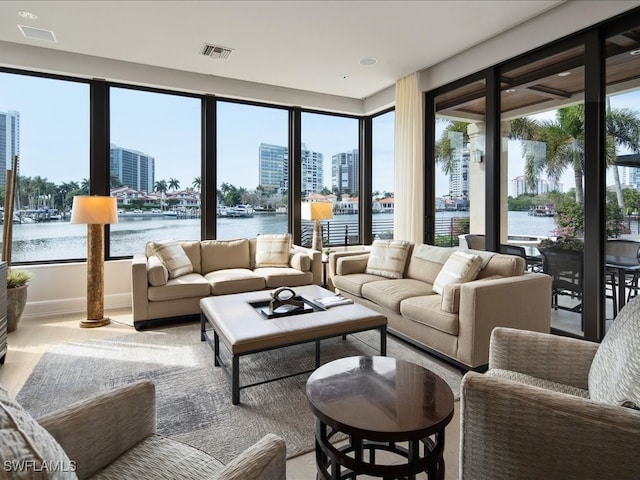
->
[200, 285, 387, 405]
[306, 356, 454, 479]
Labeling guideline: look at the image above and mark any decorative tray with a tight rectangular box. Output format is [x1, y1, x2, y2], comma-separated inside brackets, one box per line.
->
[249, 296, 326, 319]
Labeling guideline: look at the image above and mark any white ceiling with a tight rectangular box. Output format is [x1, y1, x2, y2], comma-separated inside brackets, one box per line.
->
[0, 0, 566, 100]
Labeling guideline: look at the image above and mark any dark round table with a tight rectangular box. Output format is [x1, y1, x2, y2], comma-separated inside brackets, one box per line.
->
[306, 355, 455, 479]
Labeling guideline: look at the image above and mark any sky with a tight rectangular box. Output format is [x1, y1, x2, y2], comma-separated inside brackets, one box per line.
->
[1, 72, 395, 194]
[3, 70, 640, 198]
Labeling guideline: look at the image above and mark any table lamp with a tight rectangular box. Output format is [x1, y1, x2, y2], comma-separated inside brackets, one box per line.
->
[301, 202, 333, 251]
[71, 195, 118, 328]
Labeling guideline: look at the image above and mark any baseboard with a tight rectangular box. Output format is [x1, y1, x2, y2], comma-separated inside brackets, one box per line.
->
[22, 293, 132, 320]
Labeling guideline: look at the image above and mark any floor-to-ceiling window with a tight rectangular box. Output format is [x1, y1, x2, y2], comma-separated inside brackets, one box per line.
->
[372, 109, 395, 240]
[432, 79, 486, 247]
[109, 87, 201, 256]
[215, 100, 289, 240]
[500, 45, 586, 336]
[0, 72, 90, 262]
[300, 112, 359, 248]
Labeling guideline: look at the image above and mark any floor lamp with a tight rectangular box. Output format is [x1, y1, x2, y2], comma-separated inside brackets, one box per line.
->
[301, 202, 333, 251]
[70, 196, 118, 328]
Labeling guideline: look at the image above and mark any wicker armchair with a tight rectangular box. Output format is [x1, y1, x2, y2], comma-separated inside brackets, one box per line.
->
[10, 380, 286, 479]
[460, 320, 640, 480]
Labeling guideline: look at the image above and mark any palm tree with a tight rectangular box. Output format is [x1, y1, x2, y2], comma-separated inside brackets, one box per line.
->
[192, 176, 201, 192]
[168, 177, 180, 191]
[510, 105, 640, 207]
[154, 179, 168, 210]
[434, 121, 471, 177]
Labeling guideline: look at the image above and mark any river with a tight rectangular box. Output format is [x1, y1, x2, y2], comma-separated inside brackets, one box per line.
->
[6, 211, 558, 263]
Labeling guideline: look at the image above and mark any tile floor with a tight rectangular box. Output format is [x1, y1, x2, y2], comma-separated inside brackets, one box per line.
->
[0, 308, 462, 480]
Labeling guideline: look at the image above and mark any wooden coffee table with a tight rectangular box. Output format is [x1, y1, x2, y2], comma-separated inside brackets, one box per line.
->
[306, 355, 454, 479]
[200, 285, 387, 405]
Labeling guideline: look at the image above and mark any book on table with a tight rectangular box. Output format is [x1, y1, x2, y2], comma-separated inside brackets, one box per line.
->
[313, 295, 353, 308]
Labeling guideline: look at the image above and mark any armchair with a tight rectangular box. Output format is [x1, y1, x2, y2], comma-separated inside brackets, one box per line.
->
[1, 380, 286, 479]
[460, 300, 640, 480]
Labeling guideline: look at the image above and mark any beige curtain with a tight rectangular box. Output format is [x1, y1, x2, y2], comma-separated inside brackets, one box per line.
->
[394, 72, 424, 243]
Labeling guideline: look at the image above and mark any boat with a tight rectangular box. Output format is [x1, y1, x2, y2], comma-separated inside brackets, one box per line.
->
[163, 211, 178, 218]
[224, 205, 254, 218]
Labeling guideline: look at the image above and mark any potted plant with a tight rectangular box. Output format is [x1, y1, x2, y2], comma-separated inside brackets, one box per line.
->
[6, 269, 31, 332]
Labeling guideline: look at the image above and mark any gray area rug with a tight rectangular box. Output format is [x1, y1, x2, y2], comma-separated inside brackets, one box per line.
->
[17, 322, 462, 463]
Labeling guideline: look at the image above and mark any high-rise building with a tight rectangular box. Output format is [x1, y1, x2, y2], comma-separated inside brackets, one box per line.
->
[259, 143, 288, 191]
[448, 148, 470, 198]
[0, 110, 20, 188]
[110, 144, 155, 192]
[302, 145, 323, 196]
[259, 143, 323, 195]
[332, 149, 358, 195]
[512, 175, 563, 196]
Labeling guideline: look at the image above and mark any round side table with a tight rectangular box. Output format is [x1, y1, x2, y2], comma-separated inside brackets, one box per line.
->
[306, 355, 454, 480]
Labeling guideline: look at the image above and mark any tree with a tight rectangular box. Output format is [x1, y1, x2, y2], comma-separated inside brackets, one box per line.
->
[192, 176, 201, 191]
[510, 105, 640, 207]
[154, 180, 168, 210]
[435, 121, 470, 177]
[168, 177, 180, 191]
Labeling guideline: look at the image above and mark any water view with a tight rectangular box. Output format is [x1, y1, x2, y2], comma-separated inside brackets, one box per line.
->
[7, 211, 560, 263]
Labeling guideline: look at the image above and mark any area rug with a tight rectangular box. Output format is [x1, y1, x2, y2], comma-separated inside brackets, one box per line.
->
[17, 322, 462, 463]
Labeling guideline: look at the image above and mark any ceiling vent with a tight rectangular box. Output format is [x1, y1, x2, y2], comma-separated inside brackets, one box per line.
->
[201, 43, 233, 60]
[18, 25, 57, 42]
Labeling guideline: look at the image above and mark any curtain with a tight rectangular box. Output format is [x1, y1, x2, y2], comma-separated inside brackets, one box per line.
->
[394, 72, 424, 243]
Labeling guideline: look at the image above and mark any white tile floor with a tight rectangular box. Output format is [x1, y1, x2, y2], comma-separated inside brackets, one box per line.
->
[0, 308, 462, 480]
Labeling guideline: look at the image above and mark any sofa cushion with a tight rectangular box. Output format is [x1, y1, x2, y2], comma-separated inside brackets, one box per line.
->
[432, 250, 482, 295]
[0, 386, 78, 479]
[333, 273, 383, 297]
[179, 240, 203, 274]
[201, 239, 251, 273]
[148, 273, 211, 301]
[255, 233, 292, 267]
[151, 240, 194, 279]
[204, 269, 266, 295]
[365, 240, 411, 279]
[589, 295, 640, 408]
[406, 244, 456, 284]
[441, 283, 462, 313]
[476, 253, 524, 278]
[254, 267, 313, 288]
[400, 295, 459, 336]
[147, 255, 169, 286]
[362, 278, 433, 313]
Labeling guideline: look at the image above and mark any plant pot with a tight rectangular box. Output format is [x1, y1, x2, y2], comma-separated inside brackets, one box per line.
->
[7, 284, 28, 333]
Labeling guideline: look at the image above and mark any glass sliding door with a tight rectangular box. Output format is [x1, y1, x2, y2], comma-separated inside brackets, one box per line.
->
[433, 79, 486, 247]
[500, 45, 586, 335]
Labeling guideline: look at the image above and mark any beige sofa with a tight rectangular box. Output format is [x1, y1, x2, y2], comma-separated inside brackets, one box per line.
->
[329, 241, 552, 370]
[0, 380, 286, 479]
[132, 236, 321, 330]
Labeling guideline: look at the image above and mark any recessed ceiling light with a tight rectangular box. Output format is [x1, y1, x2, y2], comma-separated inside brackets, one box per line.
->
[558, 71, 571, 77]
[340, 74, 349, 80]
[359, 57, 377, 67]
[630, 49, 640, 56]
[505, 88, 516, 93]
[17, 10, 37, 20]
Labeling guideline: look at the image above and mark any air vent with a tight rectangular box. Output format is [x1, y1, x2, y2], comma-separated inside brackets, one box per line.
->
[201, 43, 233, 59]
[18, 25, 57, 42]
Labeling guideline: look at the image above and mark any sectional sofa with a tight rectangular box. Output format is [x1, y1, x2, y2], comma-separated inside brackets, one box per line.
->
[131, 235, 321, 330]
[328, 240, 552, 370]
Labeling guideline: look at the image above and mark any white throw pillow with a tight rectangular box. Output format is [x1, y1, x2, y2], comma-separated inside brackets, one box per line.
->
[151, 240, 194, 279]
[365, 240, 411, 279]
[432, 250, 483, 295]
[255, 234, 292, 267]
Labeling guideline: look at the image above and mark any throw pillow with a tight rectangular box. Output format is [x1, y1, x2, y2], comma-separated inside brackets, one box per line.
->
[151, 240, 193, 279]
[365, 240, 411, 279]
[0, 387, 78, 479]
[147, 255, 169, 286]
[588, 294, 640, 408]
[255, 234, 292, 267]
[432, 250, 482, 295]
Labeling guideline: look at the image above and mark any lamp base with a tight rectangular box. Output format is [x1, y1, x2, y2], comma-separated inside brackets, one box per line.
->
[312, 220, 323, 252]
[80, 317, 111, 328]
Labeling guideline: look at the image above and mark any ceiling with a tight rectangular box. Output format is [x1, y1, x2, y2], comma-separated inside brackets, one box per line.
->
[0, 0, 566, 100]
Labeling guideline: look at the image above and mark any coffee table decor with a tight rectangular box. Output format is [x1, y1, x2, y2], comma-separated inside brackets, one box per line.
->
[250, 286, 321, 319]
